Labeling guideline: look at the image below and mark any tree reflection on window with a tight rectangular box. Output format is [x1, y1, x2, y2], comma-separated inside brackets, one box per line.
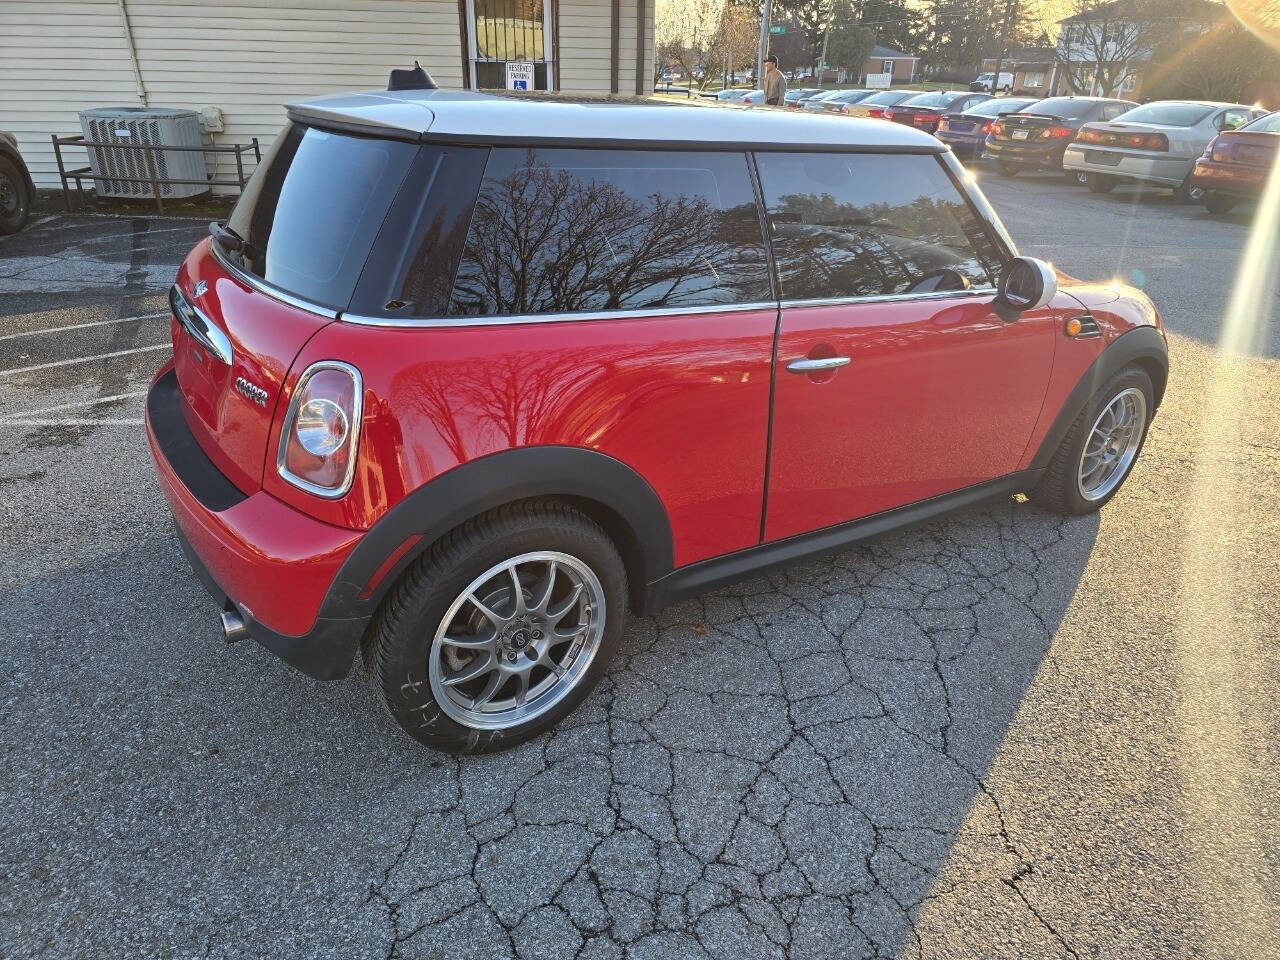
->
[449, 148, 771, 316]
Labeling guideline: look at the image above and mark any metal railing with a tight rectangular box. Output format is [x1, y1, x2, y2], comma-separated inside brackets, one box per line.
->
[51, 134, 261, 213]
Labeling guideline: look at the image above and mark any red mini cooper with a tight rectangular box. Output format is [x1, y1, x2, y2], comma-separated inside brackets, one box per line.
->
[147, 82, 1168, 753]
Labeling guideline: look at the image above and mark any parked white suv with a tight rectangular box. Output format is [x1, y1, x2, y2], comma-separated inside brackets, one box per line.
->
[970, 72, 1013, 93]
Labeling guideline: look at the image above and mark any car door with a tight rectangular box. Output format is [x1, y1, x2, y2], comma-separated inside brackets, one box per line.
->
[756, 150, 1060, 541]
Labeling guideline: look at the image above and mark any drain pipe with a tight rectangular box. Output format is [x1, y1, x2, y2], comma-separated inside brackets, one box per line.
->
[116, 0, 149, 106]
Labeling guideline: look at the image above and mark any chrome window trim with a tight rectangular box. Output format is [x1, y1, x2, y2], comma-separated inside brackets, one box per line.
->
[339, 300, 781, 328]
[210, 241, 340, 320]
[276, 360, 364, 500]
[169, 284, 233, 366]
[338, 289, 998, 329]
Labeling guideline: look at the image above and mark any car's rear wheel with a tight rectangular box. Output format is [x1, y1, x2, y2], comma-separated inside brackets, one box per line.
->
[369, 500, 626, 753]
[1030, 366, 1154, 515]
[1086, 173, 1116, 193]
[1204, 191, 1236, 215]
[997, 160, 1020, 177]
[0, 156, 32, 235]
[1065, 169, 1089, 186]
[1173, 177, 1205, 204]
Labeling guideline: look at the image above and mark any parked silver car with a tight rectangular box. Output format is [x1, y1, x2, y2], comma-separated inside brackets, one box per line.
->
[1062, 100, 1266, 201]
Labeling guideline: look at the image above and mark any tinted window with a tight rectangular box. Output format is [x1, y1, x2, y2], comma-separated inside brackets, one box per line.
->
[1024, 98, 1100, 119]
[965, 97, 1037, 117]
[1100, 101, 1135, 120]
[756, 152, 1002, 300]
[1115, 102, 1214, 126]
[348, 146, 489, 319]
[227, 124, 417, 309]
[864, 91, 910, 106]
[902, 92, 951, 108]
[449, 149, 770, 316]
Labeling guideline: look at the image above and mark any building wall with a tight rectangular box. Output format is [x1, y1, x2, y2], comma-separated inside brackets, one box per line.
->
[859, 57, 916, 83]
[2, 0, 651, 191]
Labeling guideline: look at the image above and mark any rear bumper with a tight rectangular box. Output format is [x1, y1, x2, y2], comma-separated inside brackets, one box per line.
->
[937, 132, 984, 156]
[985, 139, 1069, 167]
[146, 365, 366, 680]
[1062, 146, 1192, 186]
[1190, 158, 1267, 197]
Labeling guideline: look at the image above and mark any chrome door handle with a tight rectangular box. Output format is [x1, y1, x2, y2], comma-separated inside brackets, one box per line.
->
[786, 356, 851, 373]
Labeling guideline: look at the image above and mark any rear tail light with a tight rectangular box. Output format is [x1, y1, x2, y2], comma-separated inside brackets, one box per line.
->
[1077, 127, 1102, 143]
[913, 114, 933, 125]
[981, 121, 995, 134]
[1040, 126, 1074, 139]
[278, 361, 363, 498]
[989, 121, 1004, 137]
[1133, 132, 1169, 150]
[868, 108, 884, 118]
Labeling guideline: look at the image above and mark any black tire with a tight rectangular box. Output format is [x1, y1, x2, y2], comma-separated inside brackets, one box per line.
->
[0, 156, 32, 235]
[1086, 174, 1116, 194]
[1173, 177, 1204, 204]
[1065, 169, 1090, 186]
[1030, 366, 1154, 516]
[997, 160, 1020, 177]
[1204, 192, 1236, 215]
[368, 499, 627, 754]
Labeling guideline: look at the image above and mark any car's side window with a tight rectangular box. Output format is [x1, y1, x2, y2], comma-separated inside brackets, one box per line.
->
[1101, 102, 1129, 120]
[1218, 109, 1250, 131]
[448, 148, 771, 317]
[754, 152, 1003, 301]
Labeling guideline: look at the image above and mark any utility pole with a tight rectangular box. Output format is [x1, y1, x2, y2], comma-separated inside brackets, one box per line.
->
[757, 0, 774, 87]
[990, 0, 1016, 94]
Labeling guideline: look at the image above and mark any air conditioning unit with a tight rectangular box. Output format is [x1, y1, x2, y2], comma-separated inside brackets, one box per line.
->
[78, 107, 208, 199]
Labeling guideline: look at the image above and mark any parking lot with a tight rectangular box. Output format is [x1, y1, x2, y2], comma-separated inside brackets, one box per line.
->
[1, 173, 1278, 959]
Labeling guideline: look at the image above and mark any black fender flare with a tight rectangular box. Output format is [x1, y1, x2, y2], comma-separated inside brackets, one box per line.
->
[1029, 325, 1168, 471]
[323, 445, 675, 619]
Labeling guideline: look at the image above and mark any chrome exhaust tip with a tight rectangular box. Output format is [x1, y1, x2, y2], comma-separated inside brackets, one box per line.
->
[220, 607, 249, 643]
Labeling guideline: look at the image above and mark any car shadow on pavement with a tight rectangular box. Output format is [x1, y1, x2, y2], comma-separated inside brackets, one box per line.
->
[0, 497, 1100, 959]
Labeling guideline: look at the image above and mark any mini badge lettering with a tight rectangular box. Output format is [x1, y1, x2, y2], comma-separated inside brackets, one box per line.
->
[235, 376, 269, 407]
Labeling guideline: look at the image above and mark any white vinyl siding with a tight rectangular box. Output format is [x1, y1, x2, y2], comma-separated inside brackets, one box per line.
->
[2, 0, 652, 192]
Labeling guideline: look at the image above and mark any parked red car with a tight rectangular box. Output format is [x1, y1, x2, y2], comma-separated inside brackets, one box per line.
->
[1191, 109, 1279, 214]
[147, 84, 1168, 753]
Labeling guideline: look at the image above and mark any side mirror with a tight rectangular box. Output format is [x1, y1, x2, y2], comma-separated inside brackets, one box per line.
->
[995, 256, 1057, 321]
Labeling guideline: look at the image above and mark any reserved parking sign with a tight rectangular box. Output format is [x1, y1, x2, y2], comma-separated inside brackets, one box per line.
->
[505, 62, 534, 91]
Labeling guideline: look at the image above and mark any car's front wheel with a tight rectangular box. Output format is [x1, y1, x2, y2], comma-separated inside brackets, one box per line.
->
[1031, 366, 1154, 515]
[369, 500, 627, 753]
[0, 156, 32, 235]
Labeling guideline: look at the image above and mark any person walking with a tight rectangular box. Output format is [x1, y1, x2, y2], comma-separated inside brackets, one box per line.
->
[763, 55, 787, 107]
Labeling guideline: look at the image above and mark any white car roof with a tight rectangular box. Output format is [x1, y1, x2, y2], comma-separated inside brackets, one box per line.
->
[287, 88, 944, 153]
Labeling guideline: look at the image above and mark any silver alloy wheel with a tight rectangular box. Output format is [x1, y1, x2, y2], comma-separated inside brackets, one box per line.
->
[1078, 386, 1147, 501]
[1073, 170, 1089, 185]
[428, 551, 606, 730]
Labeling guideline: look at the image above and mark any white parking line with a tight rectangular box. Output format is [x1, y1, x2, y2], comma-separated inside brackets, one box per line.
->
[3, 391, 147, 418]
[0, 312, 168, 341]
[0, 344, 169, 377]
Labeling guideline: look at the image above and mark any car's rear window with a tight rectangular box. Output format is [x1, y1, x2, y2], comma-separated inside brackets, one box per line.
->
[864, 91, 909, 106]
[1022, 98, 1098, 120]
[965, 97, 1036, 118]
[1113, 102, 1214, 127]
[1243, 112, 1280, 133]
[902, 92, 949, 108]
[225, 123, 417, 309]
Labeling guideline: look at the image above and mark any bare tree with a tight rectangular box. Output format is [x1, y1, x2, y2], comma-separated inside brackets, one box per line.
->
[1052, 0, 1186, 97]
[657, 0, 730, 88]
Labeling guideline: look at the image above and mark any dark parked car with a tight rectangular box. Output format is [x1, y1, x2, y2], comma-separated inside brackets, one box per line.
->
[0, 131, 34, 235]
[1191, 109, 1280, 214]
[883, 90, 991, 133]
[985, 96, 1137, 177]
[147, 85, 1167, 753]
[936, 96, 1041, 158]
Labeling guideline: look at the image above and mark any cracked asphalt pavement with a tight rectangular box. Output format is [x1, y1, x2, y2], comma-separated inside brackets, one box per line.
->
[2, 173, 1279, 959]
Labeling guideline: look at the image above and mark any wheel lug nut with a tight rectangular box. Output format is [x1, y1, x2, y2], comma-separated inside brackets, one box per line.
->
[531, 629, 542, 640]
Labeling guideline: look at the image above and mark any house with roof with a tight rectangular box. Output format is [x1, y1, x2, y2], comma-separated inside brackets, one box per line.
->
[1048, 0, 1220, 99]
[859, 46, 919, 85]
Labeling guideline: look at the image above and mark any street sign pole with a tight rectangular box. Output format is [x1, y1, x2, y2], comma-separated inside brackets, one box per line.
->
[757, 0, 773, 89]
